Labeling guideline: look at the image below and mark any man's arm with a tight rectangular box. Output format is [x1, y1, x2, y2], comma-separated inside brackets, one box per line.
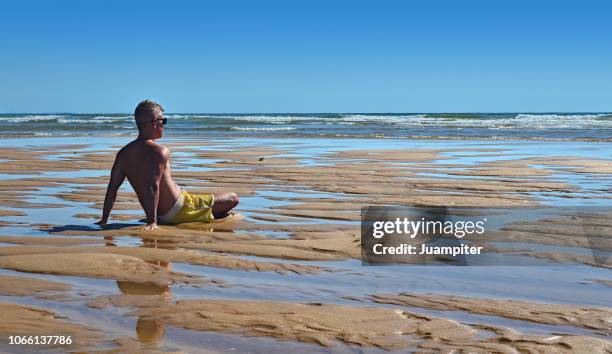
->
[141, 146, 169, 230]
[97, 155, 126, 225]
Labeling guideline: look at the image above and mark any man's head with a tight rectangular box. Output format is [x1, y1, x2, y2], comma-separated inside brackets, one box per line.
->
[134, 99, 165, 139]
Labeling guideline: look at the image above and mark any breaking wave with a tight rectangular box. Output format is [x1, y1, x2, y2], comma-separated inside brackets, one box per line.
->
[230, 127, 297, 131]
[1, 112, 610, 140]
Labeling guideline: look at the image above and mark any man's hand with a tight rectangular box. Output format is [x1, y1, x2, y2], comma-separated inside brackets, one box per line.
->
[95, 219, 108, 226]
[144, 222, 159, 231]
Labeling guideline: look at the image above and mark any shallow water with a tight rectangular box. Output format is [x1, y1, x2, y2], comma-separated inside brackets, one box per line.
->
[0, 136, 610, 352]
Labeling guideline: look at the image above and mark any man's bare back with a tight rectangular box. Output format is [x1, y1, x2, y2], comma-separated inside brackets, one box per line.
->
[97, 100, 238, 230]
[118, 139, 181, 216]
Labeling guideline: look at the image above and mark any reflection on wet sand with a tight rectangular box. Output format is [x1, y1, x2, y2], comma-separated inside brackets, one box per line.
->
[116, 261, 172, 346]
[107, 233, 175, 346]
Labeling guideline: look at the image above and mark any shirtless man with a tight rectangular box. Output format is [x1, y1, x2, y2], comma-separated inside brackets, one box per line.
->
[96, 100, 239, 230]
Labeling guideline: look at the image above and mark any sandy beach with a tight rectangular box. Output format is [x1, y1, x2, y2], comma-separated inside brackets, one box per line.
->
[0, 136, 610, 353]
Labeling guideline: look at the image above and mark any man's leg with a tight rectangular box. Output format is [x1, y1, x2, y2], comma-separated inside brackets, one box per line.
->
[212, 192, 239, 219]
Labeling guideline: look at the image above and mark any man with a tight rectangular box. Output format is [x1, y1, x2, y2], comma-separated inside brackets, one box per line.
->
[97, 100, 239, 230]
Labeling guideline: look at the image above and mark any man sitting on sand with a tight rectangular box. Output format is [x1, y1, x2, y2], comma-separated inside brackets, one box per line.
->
[97, 99, 239, 230]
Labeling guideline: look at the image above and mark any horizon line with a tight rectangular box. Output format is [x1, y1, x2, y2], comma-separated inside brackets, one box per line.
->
[1, 111, 611, 115]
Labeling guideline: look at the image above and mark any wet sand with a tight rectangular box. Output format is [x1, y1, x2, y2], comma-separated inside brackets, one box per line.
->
[371, 292, 611, 334]
[0, 301, 100, 350]
[0, 137, 610, 352]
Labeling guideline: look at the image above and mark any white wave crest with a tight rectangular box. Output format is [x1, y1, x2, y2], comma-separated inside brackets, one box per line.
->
[509, 114, 611, 129]
[93, 115, 131, 120]
[92, 115, 132, 122]
[57, 117, 132, 124]
[1, 115, 63, 123]
[230, 127, 297, 131]
[347, 113, 612, 129]
[340, 114, 426, 123]
[232, 116, 330, 123]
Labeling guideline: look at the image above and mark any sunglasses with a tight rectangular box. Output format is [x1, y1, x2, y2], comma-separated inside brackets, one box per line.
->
[153, 118, 167, 126]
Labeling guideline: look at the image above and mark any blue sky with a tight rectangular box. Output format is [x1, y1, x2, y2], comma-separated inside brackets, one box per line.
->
[1, 0, 611, 113]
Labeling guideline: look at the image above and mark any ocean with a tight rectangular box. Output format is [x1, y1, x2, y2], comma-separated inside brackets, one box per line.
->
[1, 113, 611, 141]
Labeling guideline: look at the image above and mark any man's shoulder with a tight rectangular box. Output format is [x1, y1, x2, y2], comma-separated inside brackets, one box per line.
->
[117, 140, 169, 159]
[145, 141, 169, 153]
[145, 141, 170, 160]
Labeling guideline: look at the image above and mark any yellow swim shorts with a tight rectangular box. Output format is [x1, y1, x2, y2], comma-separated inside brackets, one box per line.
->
[158, 191, 215, 225]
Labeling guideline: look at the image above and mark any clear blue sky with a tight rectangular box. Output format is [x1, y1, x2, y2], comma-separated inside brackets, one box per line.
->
[1, 0, 611, 113]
